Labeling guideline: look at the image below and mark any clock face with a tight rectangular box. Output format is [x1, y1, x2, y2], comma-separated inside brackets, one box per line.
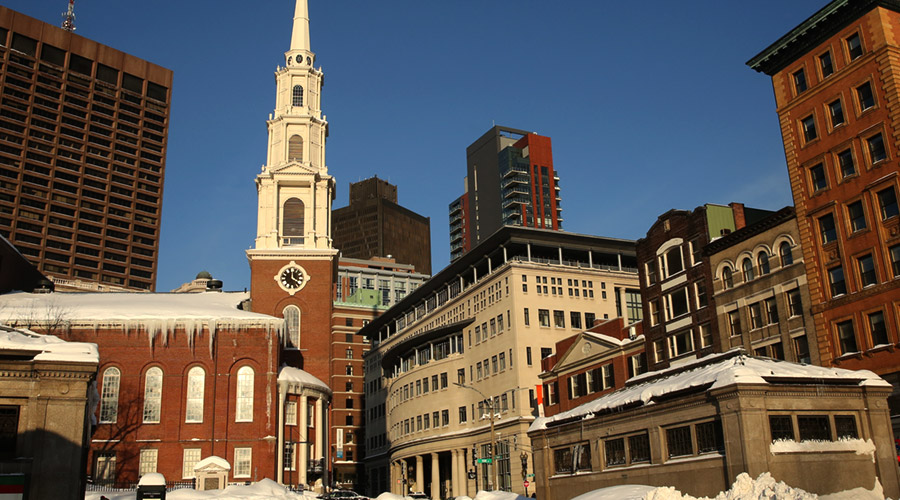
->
[275, 262, 309, 295]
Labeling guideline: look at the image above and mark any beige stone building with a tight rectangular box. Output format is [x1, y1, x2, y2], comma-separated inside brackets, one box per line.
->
[360, 226, 640, 498]
[706, 207, 820, 365]
[527, 349, 900, 499]
[0, 324, 99, 500]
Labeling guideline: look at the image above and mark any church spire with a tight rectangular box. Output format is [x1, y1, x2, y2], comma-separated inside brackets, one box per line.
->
[290, 0, 311, 52]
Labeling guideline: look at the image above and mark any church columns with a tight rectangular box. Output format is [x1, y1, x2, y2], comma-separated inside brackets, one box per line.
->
[298, 395, 309, 485]
[451, 449, 460, 497]
[415, 455, 424, 494]
[430, 453, 440, 500]
[458, 448, 468, 497]
[315, 398, 324, 462]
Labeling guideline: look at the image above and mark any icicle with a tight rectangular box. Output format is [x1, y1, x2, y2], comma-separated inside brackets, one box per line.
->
[207, 319, 217, 358]
[122, 321, 129, 336]
[184, 320, 196, 348]
[164, 318, 175, 346]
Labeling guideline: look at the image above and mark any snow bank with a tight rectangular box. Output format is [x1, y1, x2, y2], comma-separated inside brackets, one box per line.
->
[770, 438, 876, 462]
[0, 324, 98, 363]
[531, 350, 889, 432]
[472, 491, 528, 500]
[572, 484, 658, 500]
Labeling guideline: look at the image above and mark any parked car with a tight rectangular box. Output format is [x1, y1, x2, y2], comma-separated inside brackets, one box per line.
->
[318, 490, 367, 500]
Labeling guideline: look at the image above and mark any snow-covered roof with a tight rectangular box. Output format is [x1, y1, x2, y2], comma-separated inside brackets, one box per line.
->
[278, 365, 332, 395]
[582, 330, 644, 347]
[195, 455, 230, 471]
[0, 325, 98, 364]
[530, 350, 890, 432]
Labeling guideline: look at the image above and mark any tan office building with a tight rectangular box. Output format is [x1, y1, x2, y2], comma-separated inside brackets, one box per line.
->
[360, 226, 640, 499]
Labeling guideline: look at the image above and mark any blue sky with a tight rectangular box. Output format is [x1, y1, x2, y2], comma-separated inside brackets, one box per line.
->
[6, 0, 826, 291]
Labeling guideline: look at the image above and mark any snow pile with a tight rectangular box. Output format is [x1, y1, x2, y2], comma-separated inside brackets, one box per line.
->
[278, 365, 332, 394]
[572, 484, 658, 500]
[531, 350, 889, 431]
[712, 473, 814, 500]
[0, 324, 98, 363]
[86, 479, 319, 500]
[137, 473, 166, 486]
[472, 491, 528, 500]
[770, 438, 876, 462]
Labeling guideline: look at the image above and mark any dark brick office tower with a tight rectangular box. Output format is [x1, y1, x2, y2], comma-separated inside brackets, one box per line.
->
[0, 7, 172, 291]
[332, 176, 432, 274]
[748, 0, 900, 428]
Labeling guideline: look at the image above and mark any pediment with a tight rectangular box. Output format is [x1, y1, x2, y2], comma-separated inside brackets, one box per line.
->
[554, 334, 622, 372]
[268, 161, 320, 176]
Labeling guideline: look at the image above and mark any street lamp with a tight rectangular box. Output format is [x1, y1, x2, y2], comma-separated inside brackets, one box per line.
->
[454, 382, 498, 491]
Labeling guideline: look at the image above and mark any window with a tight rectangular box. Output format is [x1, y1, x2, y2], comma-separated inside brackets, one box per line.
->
[696, 421, 724, 453]
[99, 367, 120, 423]
[819, 213, 837, 244]
[667, 426, 693, 458]
[284, 441, 295, 470]
[890, 245, 900, 277]
[139, 449, 158, 477]
[798, 416, 830, 441]
[664, 247, 684, 277]
[646, 261, 657, 285]
[695, 281, 707, 308]
[492, 356, 498, 374]
[0, 406, 18, 457]
[793, 68, 807, 94]
[628, 353, 648, 378]
[867, 133, 886, 163]
[605, 438, 625, 467]
[95, 453, 116, 485]
[878, 187, 899, 220]
[523, 308, 530, 326]
[538, 309, 550, 327]
[868, 311, 889, 346]
[810, 163, 827, 192]
[441, 409, 449, 426]
[857, 82, 876, 111]
[553, 310, 565, 328]
[346, 365, 353, 375]
[838, 149, 855, 178]
[234, 448, 252, 477]
[282, 198, 305, 242]
[742, 258, 755, 282]
[668, 330, 694, 357]
[837, 320, 858, 354]
[441, 372, 448, 388]
[285, 401, 297, 425]
[749, 303, 763, 329]
[699, 323, 713, 348]
[142, 367, 162, 424]
[459, 406, 467, 423]
[819, 51, 834, 78]
[236, 366, 254, 422]
[649, 299, 661, 326]
[654, 340, 665, 364]
[780, 242, 794, 267]
[801, 115, 817, 142]
[835, 416, 859, 439]
[667, 288, 689, 319]
[346, 348, 353, 359]
[794, 335, 811, 364]
[858, 254, 877, 287]
[526, 347, 532, 366]
[690, 239, 702, 266]
[826, 99, 845, 127]
[728, 310, 742, 337]
[629, 434, 651, 463]
[288, 135, 304, 163]
[570, 311, 582, 330]
[847, 33, 863, 60]
[283, 305, 300, 348]
[769, 416, 794, 441]
[183, 449, 201, 479]
[757, 252, 770, 275]
[722, 266, 734, 289]
[829, 266, 847, 297]
[764, 297, 778, 325]
[186, 366, 205, 423]
[292, 85, 304, 106]
[499, 353, 506, 371]
[457, 368, 465, 385]
[787, 289, 803, 317]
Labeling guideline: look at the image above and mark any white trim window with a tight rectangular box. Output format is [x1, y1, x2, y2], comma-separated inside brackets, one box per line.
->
[234, 447, 252, 478]
[139, 449, 158, 477]
[142, 367, 163, 424]
[185, 366, 205, 423]
[664, 288, 690, 321]
[182, 448, 201, 479]
[236, 366, 254, 422]
[285, 401, 297, 426]
[283, 305, 300, 348]
[668, 330, 694, 358]
[99, 367, 120, 424]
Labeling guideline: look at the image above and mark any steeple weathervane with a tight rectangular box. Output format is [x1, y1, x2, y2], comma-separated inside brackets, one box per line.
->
[290, 0, 311, 52]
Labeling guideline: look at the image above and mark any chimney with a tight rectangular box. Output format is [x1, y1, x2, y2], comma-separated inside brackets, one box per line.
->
[729, 202, 747, 230]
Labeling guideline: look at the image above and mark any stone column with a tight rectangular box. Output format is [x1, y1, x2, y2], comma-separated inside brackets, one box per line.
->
[431, 453, 440, 500]
[390, 462, 396, 494]
[277, 389, 286, 483]
[298, 395, 309, 485]
[451, 449, 459, 497]
[315, 398, 324, 460]
[459, 448, 469, 497]
[416, 455, 424, 493]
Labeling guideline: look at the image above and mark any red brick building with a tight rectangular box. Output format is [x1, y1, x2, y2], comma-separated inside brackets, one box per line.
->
[539, 318, 646, 417]
[748, 0, 900, 430]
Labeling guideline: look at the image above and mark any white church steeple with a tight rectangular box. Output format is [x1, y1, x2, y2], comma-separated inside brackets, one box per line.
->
[250, 0, 334, 253]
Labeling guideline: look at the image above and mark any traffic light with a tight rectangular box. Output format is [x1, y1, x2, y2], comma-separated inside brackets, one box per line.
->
[472, 446, 477, 466]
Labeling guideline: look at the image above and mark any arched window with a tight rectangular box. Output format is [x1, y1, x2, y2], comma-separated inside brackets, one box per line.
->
[142, 367, 163, 423]
[722, 266, 734, 289]
[757, 252, 770, 275]
[99, 367, 120, 423]
[292, 85, 304, 107]
[185, 366, 205, 423]
[288, 135, 304, 162]
[236, 366, 254, 422]
[283, 305, 300, 348]
[742, 258, 755, 282]
[282, 198, 305, 244]
[780, 242, 793, 267]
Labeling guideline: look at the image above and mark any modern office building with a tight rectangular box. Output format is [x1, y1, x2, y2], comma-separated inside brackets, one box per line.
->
[360, 226, 639, 498]
[332, 177, 432, 274]
[0, 6, 172, 291]
[748, 0, 900, 428]
[637, 203, 774, 371]
[705, 207, 819, 365]
[449, 126, 562, 262]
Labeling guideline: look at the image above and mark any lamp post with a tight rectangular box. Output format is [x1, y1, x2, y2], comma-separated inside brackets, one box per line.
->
[454, 382, 498, 491]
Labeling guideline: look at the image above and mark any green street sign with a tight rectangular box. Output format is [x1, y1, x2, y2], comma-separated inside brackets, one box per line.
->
[476, 458, 492, 464]
[527, 474, 535, 477]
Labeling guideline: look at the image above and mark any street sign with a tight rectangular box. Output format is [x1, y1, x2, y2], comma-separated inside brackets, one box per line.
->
[524, 480, 530, 488]
[476, 458, 492, 464]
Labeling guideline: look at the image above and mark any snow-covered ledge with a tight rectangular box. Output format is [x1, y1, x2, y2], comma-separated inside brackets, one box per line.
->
[770, 438, 876, 462]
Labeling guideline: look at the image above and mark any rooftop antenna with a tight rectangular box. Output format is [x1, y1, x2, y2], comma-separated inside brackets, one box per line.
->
[61, 0, 76, 32]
